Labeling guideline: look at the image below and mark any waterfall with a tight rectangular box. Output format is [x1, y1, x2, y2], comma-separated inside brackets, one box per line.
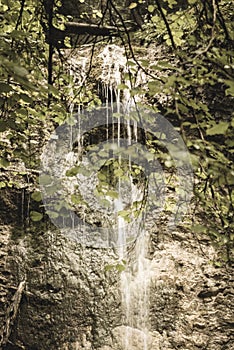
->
[69, 45, 152, 349]
[98, 45, 152, 349]
[39, 43, 194, 350]
[45, 45, 152, 349]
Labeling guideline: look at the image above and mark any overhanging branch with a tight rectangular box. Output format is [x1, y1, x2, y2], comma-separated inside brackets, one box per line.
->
[66, 22, 118, 36]
[46, 22, 118, 47]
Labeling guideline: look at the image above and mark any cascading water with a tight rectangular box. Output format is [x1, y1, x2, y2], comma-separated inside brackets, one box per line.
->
[40, 43, 194, 350]
[98, 45, 152, 349]
[58, 45, 152, 349]
[119, 233, 151, 350]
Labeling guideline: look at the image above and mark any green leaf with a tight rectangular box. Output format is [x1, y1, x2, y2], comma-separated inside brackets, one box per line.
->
[13, 65, 29, 77]
[151, 15, 158, 23]
[19, 93, 33, 104]
[0, 158, 10, 168]
[129, 2, 137, 9]
[127, 60, 136, 67]
[65, 166, 79, 177]
[116, 264, 125, 272]
[104, 264, 114, 272]
[165, 160, 173, 168]
[48, 84, 60, 97]
[226, 139, 234, 147]
[106, 190, 119, 199]
[105, 263, 125, 272]
[152, 61, 173, 70]
[46, 210, 59, 219]
[213, 261, 223, 267]
[118, 210, 131, 222]
[114, 168, 124, 177]
[206, 122, 229, 135]
[140, 59, 149, 67]
[31, 191, 42, 202]
[9, 30, 30, 39]
[71, 193, 83, 204]
[192, 224, 207, 233]
[45, 184, 59, 195]
[0, 181, 6, 188]
[96, 11, 103, 18]
[98, 173, 107, 181]
[148, 5, 155, 13]
[0, 120, 7, 132]
[225, 80, 234, 96]
[148, 81, 162, 94]
[0, 82, 12, 93]
[117, 84, 129, 90]
[39, 174, 53, 185]
[30, 211, 43, 222]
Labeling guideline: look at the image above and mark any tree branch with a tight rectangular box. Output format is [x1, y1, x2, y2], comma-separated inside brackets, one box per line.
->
[65, 22, 118, 36]
[194, 0, 217, 58]
[108, 0, 163, 82]
[0, 281, 26, 348]
[15, 0, 25, 31]
[155, 0, 177, 50]
[46, 22, 119, 47]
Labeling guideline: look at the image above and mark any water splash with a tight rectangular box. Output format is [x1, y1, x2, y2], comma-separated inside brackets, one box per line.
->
[116, 228, 151, 350]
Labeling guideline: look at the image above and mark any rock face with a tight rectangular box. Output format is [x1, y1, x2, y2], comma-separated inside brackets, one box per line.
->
[0, 223, 121, 349]
[0, 187, 233, 350]
[148, 231, 233, 350]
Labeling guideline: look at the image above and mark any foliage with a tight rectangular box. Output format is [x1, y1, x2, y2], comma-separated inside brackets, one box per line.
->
[0, 0, 233, 263]
[139, 0, 234, 263]
[0, 0, 47, 170]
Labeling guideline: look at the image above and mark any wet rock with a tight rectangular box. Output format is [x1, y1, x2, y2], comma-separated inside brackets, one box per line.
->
[0, 218, 233, 350]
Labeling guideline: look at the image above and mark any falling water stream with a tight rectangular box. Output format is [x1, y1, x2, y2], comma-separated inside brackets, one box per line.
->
[67, 45, 152, 349]
[118, 230, 151, 350]
[100, 46, 151, 349]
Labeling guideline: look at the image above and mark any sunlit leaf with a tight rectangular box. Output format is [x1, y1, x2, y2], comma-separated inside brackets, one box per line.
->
[129, 2, 137, 9]
[30, 211, 43, 222]
[66, 166, 80, 177]
[104, 264, 114, 272]
[0, 158, 10, 168]
[148, 5, 155, 13]
[106, 190, 119, 199]
[0, 181, 6, 188]
[46, 210, 59, 218]
[31, 191, 42, 202]
[117, 84, 129, 90]
[206, 122, 229, 135]
[225, 80, 234, 96]
[116, 264, 125, 272]
[96, 11, 103, 18]
[71, 193, 83, 204]
[192, 224, 207, 234]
